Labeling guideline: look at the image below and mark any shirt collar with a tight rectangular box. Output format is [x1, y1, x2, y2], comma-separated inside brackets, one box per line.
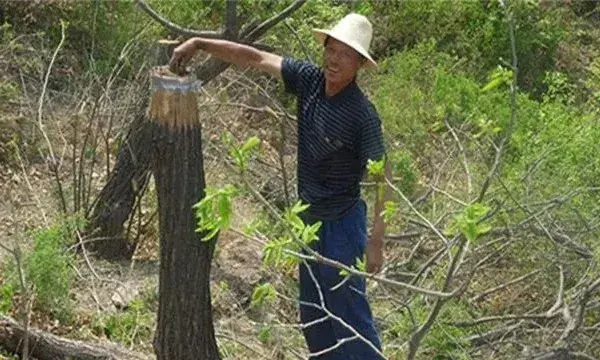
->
[321, 77, 360, 102]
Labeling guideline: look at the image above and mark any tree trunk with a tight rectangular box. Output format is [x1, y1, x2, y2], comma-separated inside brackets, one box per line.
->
[86, 43, 173, 261]
[0, 315, 149, 360]
[150, 73, 219, 360]
[87, 100, 151, 260]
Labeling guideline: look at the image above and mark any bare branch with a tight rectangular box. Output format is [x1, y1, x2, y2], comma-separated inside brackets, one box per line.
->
[476, 0, 518, 203]
[558, 277, 600, 346]
[38, 20, 67, 213]
[444, 118, 472, 194]
[244, 0, 308, 42]
[288, 250, 454, 298]
[546, 266, 565, 316]
[470, 269, 541, 303]
[224, 0, 238, 40]
[468, 321, 525, 347]
[407, 237, 469, 360]
[284, 19, 314, 62]
[451, 312, 560, 327]
[386, 177, 450, 245]
[135, 0, 222, 39]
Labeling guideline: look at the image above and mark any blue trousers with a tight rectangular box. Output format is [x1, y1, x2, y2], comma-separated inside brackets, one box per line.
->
[299, 200, 383, 360]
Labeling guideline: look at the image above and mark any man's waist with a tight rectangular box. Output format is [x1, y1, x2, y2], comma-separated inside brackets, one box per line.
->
[299, 195, 360, 222]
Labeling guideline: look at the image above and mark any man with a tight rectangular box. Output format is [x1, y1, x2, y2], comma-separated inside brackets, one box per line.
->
[170, 13, 392, 360]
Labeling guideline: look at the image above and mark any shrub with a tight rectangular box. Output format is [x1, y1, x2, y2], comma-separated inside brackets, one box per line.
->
[2, 217, 81, 322]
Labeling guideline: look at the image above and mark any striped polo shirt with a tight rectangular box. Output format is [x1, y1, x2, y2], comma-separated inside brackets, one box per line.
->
[281, 58, 386, 220]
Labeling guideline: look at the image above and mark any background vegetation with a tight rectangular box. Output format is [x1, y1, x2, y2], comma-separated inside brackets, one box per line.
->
[0, 0, 598, 359]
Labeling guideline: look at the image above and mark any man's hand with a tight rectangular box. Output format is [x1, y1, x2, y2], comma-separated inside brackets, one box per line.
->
[366, 238, 383, 273]
[169, 38, 200, 75]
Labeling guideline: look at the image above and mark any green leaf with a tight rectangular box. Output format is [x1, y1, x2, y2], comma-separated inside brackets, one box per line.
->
[356, 255, 367, 272]
[481, 77, 504, 92]
[194, 185, 238, 241]
[445, 202, 493, 244]
[251, 283, 277, 308]
[367, 159, 385, 177]
[258, 325, 272, 343]
[241, 136, 261, 152]
[382, 201, 399, 223]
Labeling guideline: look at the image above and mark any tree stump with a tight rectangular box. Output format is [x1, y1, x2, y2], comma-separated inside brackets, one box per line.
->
[149, 69, 220, 360]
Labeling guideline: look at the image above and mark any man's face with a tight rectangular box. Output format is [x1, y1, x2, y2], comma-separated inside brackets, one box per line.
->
[323, 37, 363, 86]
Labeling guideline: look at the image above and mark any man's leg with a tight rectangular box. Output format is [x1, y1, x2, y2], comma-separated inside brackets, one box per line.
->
[318, 201, 383, 359]
[299, 222, 341, 360]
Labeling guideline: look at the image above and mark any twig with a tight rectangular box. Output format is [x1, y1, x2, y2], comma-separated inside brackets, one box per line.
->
[451, 312, 560, 327]
[11, 143, 48, 226]
[386, 177, 450, 245]
[558, 277, 600, 346]
[4, 242, 33, 360]
[302, 260, 386, 359]
[38, 20, 68, 213]
[470, 269, 541, 303]
[476, 0, 518, 203]
[444, 118, 472, 194]
[468, 321, 525, 347]
[284, 19, 314, 62]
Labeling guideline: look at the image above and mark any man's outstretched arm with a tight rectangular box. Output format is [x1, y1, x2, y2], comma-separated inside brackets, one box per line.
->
[169, 38, 283, 78]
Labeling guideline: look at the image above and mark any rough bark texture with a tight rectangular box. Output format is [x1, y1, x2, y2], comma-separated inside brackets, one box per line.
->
[87, 102, 151, 260]
[0, 315, 149, 360]
[151, 120, 219, 359]
[86, 42, 171, 261]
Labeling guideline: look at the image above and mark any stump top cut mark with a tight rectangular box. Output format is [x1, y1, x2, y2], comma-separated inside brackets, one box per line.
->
[149, 67, 203, 130]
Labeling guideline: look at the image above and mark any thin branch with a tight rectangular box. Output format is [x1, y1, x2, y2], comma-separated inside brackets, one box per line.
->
[451, 312, 560, 327]
[244, 0, 308, 42]
[444, 118, 472, 194]
[386, 177, 450, 245]
[302, 261, 386, 359]
[38, 20, 67, 213]
[288, 250, 454, 298]
[135, 0, 222, 39]
[407, 237, 469, 360]
[284, 19, 313, 62]
[468, 321, 525, 347]
[470, 269, 541, 303]
[546, 265, 565, 316]
[476, 0, 518, 203]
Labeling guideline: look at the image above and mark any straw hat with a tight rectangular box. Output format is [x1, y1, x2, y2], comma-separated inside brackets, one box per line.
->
[313, 13, 376, 67]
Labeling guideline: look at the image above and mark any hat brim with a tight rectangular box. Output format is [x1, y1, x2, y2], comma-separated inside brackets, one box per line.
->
[313, 29, 377, 68]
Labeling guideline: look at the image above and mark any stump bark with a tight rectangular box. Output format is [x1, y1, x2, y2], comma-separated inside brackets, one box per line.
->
[149, 72, 220, 360]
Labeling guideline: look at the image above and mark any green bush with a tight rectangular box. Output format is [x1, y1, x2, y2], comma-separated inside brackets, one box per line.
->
[91, 298, 155, 347]
[2, 218, 81, 322]
[368, 0, 574, 98]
